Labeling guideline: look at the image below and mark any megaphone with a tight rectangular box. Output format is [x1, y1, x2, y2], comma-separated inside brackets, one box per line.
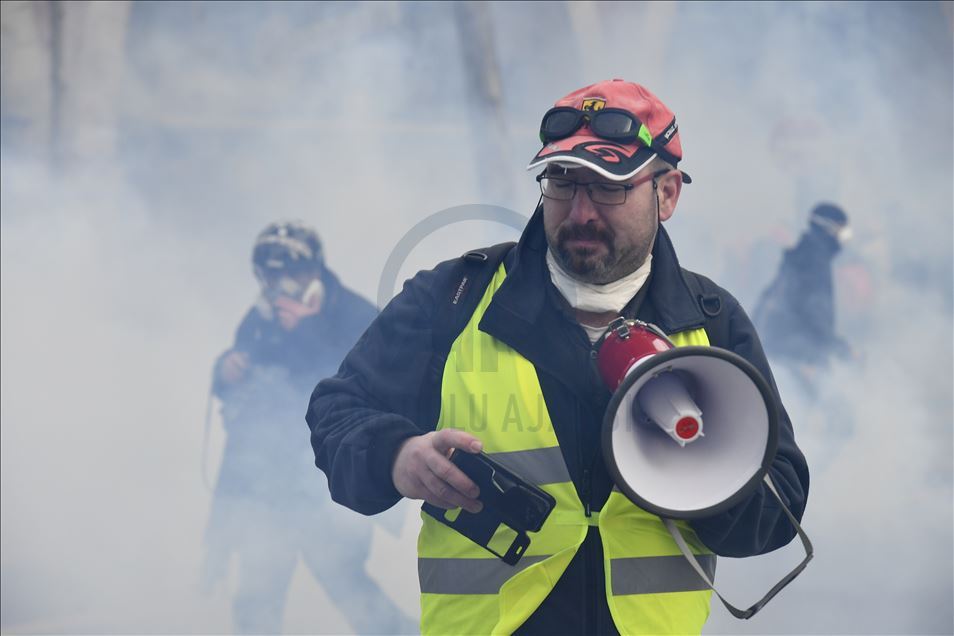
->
[594, 318, 813, 619]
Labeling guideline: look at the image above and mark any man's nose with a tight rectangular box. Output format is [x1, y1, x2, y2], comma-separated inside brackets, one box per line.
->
[567, 186, 601, 224]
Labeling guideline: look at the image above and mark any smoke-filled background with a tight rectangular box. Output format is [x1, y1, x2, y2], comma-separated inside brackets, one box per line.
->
[2, 1, 952, 634]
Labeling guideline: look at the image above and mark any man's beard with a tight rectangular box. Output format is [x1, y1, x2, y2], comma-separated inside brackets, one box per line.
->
[552, 222, 651, 284]
[552, 223, 616, 283]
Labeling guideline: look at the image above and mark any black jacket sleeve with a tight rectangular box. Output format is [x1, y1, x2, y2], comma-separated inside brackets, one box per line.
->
[689, 286, 810, 557]
[306, 261, 457, 515]
[211, 308, 262, 399]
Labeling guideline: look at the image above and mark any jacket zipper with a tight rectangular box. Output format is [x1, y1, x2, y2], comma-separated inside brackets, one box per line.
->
[584, 375, 609, 634]
[582, 468, 592, 517]
[586, 525, 600, 634]
[583, 457, 602, 634]
[576, 397, 603, 634]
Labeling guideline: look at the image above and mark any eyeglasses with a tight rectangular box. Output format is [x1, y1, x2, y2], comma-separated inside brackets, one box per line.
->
[536, 170, 670, 206]
[539, 107, 654, 147]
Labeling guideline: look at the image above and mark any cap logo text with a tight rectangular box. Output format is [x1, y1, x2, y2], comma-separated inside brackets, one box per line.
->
[581, 98, 606, 112]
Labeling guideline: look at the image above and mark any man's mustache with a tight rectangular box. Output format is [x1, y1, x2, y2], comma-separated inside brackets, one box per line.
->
[557, 223, 614, 245]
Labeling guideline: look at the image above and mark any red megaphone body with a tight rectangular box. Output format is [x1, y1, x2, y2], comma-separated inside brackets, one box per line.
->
[594, 319, 704, 445]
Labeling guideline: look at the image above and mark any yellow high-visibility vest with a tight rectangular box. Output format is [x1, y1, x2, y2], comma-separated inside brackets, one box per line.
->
[418, 264, 715, 635]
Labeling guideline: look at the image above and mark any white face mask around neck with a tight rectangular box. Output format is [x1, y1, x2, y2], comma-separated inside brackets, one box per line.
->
[546, 248, 652, 315]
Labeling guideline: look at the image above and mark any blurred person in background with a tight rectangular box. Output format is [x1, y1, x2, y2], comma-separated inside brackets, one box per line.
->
[202, 221, 412, 634]
[753, 203, 855, 396]
[308, 80, 809, 635]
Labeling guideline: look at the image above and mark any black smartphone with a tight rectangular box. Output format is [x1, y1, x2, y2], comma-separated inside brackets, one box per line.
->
[422, 450, 556, 566]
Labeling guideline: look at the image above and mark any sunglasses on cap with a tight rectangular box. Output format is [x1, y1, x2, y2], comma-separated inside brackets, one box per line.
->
[539, 107, 654, 147]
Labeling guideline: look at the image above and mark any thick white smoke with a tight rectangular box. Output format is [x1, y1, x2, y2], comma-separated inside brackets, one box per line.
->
[2, 2, 951, 634]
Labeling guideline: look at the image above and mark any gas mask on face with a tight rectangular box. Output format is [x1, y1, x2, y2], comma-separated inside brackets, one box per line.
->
[263, 275, 324, 306]
[255, 275, 324, 321]
[251, 221, 327, 322]
[811, 215, 852, 246]
[809, 203, 850, 246]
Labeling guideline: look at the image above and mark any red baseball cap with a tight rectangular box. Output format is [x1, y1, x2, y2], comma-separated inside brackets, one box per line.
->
[527, 79, 691, 183]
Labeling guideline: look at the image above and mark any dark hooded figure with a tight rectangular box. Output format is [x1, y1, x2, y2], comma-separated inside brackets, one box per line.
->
[753, 203, 853, 375]
[202, 220, 413, 635]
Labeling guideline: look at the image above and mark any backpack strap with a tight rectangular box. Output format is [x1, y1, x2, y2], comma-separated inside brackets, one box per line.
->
[432, 241, 516, 355]
[680, 269, 731, 347]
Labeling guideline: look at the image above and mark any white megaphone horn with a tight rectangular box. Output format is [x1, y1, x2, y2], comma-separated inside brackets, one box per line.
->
[593, 318, 813, 620]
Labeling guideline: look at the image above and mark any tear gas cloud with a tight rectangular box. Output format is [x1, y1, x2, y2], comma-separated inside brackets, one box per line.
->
[1, 2, 951, 634]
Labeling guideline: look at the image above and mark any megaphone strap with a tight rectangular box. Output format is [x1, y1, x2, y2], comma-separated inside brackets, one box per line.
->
[663, 474, 814, 620]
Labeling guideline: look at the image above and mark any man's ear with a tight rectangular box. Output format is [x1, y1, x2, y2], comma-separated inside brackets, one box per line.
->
[657, 172, 683, 222]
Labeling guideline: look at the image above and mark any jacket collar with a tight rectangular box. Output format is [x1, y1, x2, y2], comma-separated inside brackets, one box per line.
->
[480, 205, 549, 330]
[642, 223, 707, 332]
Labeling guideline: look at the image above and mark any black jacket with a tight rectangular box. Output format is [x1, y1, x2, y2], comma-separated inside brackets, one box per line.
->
[307, 209, 809, 634]
[753, 225, 849, 367]
[212, 267, 377, 501]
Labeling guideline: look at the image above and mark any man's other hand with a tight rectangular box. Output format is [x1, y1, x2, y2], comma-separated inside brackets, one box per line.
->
[219, 350, 250, 384]
[273, 294, 321, 331]
[392, 429, 484, 513]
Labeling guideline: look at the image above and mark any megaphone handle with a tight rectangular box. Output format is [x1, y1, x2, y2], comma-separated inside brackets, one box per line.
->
[663, 474, 815, 620]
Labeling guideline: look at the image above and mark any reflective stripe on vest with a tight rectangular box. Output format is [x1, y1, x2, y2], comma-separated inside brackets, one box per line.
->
[420, 553, 715, 596]
[419, 263, 714, 635]
[611, 554, 716, 595]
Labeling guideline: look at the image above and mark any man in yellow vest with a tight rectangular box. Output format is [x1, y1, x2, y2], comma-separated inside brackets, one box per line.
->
[307, 80, 809, 635]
